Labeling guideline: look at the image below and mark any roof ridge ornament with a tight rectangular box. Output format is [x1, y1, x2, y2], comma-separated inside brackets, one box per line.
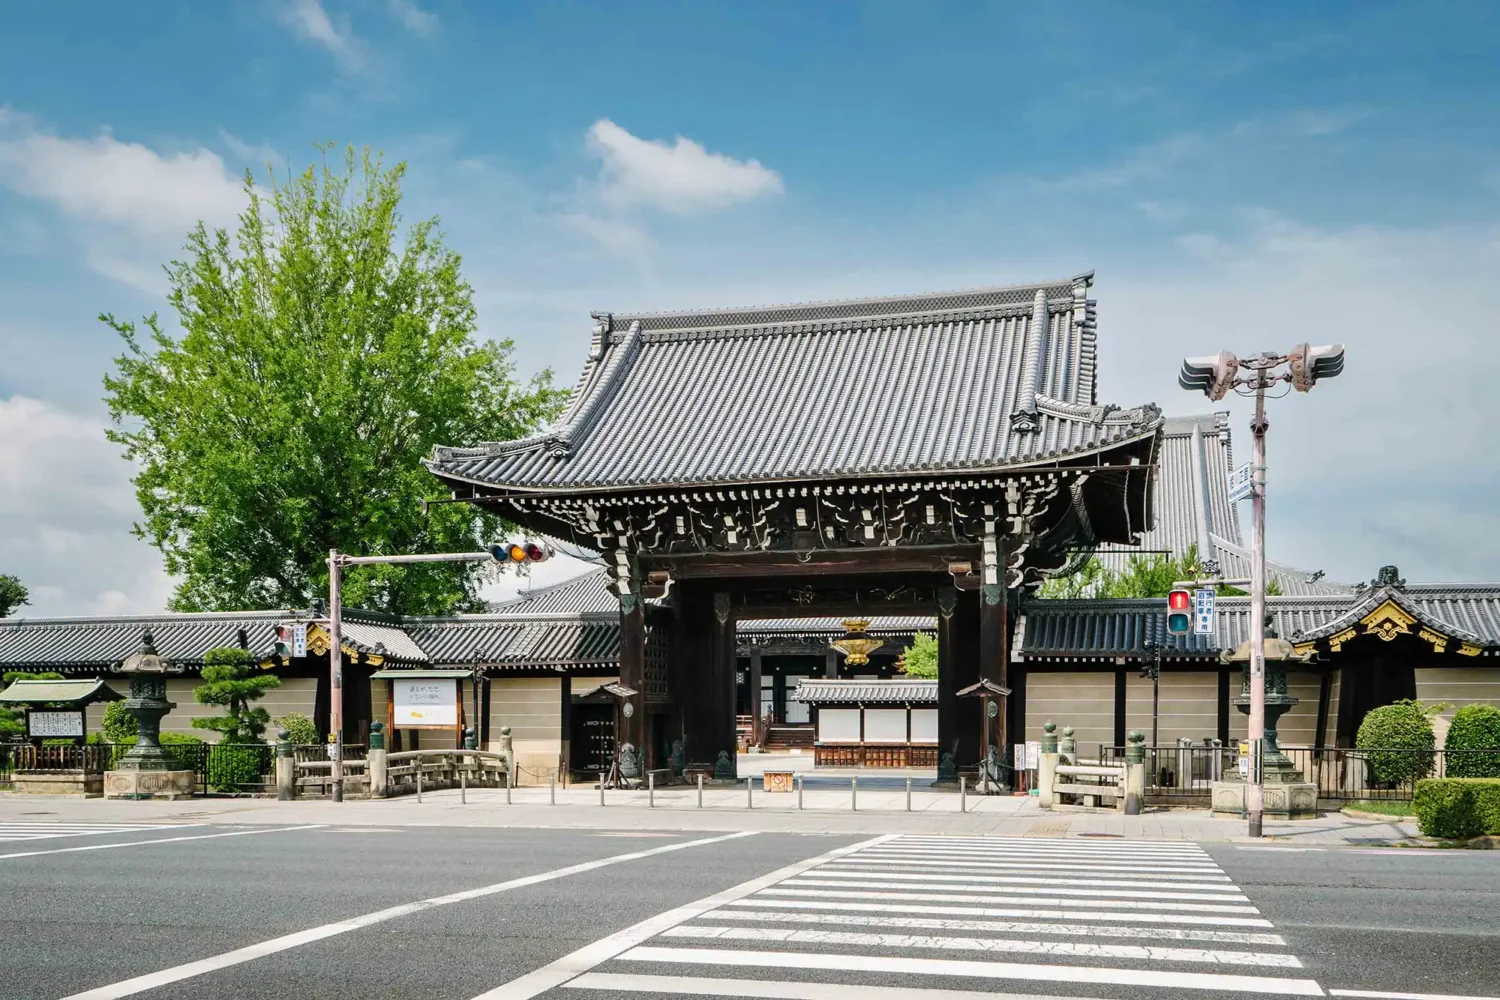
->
[1011, 290, 1050, 432]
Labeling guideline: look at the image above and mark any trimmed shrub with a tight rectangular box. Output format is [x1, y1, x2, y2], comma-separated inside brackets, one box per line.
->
[206, 742, 268, 792]
[1356, 699, 1437, 785]
[1414, 777, 1500, 839]
[1444, 704, 1500, 778]
[100, 701, 139, 743]
[276, 712, 319, 746]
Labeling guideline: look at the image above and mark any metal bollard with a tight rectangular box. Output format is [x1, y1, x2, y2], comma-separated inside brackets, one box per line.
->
[906, 775, 912, 812]
[599, 774, 605, 806]
[416, 763, 423, 803]
[649, 771, 655, 808]
[697, 772, 704, 809]
[960, 775, 966, 813]
[461, 763, 467, 804]
[505, 770, 512, 805]
[797, 774, 804, 810]
[746, 775, 753, 809]
[851, 775, 858, 812]
[550, 773, 556, 805]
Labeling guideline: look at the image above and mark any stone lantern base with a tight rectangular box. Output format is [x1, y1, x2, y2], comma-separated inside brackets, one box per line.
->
[104, 769, 196, 800]
[1211, 778, 1319, 819]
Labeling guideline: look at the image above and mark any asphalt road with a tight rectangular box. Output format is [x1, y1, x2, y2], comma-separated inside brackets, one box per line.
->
[2, 821, 1496, 1000]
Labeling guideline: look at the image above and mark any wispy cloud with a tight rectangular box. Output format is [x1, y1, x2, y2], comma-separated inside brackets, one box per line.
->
[387, 0, 438, 38]
[277, 0, 368, 76]
[586, 119, 784, 215]
[1047, 133, 1207, 190]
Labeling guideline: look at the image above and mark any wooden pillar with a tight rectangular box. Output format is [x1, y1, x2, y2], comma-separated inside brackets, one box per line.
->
[951, 589, 982, 766]
[1113, 669, 1127, 749]
[748, 647, 763, 747]
[1314, 671, 1332, 750]
[711, 592, 738, 772]
[1008, 662, 1027, 756]
[619, 591, 647, 756]
[825, 648, 839, 678]
[979, 582, 1007, 756]
[1216, 667, 1231, 745]
[559, 674, 573, 777]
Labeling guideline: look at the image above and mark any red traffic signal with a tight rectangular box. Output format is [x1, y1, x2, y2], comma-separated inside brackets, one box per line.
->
[1166, 588, 1192, 635]
[490, 541, 553, 564]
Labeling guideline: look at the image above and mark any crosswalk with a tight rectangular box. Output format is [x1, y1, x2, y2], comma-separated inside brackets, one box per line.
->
[0, 821, 199, 843]
[556, 834, 1320, 998]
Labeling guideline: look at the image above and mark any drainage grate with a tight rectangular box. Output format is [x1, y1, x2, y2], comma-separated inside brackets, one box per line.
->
[1024, 820, 1070, 837]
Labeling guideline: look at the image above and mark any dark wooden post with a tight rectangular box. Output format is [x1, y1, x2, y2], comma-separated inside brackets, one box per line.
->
[711, 592, 737, 774]
[1314, 671, 1332, 750]
[559, 673, 573, 779]
[748, 647, 763, 748]
[1113, 669, 1128, 749]
[952, 588, 982, 767]
[1216, 667, 1231, 745]
[825, 648, 839, 678]
[979, 581, 1007, 755]
[619, 589, 647, 756]
[936, 585, 958, 768]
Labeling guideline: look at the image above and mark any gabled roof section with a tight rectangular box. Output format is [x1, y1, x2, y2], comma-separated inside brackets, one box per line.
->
[428, 273, 1163, 493]
[404, 612, 620, 667]
[790, 678, 937, 704]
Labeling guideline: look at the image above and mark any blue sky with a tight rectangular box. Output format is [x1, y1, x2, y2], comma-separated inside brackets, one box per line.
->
[2, 1, 1498, 615]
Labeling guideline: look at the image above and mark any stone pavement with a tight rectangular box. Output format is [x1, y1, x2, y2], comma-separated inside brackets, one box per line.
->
[0, 778, 1422, 845]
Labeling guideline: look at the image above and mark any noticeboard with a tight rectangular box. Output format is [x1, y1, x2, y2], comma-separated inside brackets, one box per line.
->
[391, 678, 458, 728]
[27, 709, 85, 738]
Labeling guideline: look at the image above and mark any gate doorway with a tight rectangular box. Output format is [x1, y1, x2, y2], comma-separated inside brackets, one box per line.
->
[570, 702, 615, 777]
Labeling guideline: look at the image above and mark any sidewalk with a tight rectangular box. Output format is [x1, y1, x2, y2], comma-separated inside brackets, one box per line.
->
[0, 780, 1422, 845]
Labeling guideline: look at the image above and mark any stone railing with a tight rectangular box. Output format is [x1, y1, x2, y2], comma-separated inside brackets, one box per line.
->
[1037, 723, 1147, 815]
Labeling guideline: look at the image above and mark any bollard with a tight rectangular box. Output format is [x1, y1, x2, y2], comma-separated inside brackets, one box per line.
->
[959, 775, 966, 813]
[275, 729, 294, 802]
[505, 769, 512, 805]
[697, 772, 704, 809]
[906, 775, 912, 812]
[549, 773, 556, 805]
[797, 773, 804, 810]
[599, 773, 605, 806]
[746, 775, 753, 809]
[416, 762, 423, 803]
[649, 771, 655, 809]
[851, 775, 858, 812]
[461, 762, 467, 805]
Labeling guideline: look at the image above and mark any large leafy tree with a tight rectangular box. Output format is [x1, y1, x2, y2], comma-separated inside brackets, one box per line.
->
[1038, 545, 1281, 599]
[103, 146, 564, 615]
[0, 574, 28, 618]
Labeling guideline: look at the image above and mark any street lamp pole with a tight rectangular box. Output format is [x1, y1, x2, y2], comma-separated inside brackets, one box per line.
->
[1179, 344, 1344, 839]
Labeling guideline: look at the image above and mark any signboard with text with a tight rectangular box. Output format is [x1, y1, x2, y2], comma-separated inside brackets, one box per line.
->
[291, 623, 308, 658]
[27, 710, 85, 738]
[391, 679, 458, 728]
[1228, 463, 1255, 504]
[1193, 589, 1217, 635]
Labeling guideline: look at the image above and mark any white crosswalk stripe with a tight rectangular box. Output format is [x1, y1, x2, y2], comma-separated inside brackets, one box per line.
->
[552, 833, 1323, 999]
[0, 822, 200, 842]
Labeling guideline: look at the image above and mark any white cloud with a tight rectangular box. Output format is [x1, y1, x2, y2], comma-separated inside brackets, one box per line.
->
[387, 0, 438, 37]
[0, 396, 174, 618]
[277, 0, 368, 75]
[586, 119, 784, 215]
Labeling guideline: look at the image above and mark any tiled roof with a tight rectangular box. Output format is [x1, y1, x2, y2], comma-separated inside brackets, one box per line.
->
[427, 274, 1163, 492]
[493, 570, 618, 614]
[0, 610, 298, 670]
[405, 613, 620, 667]
[1093, 413, 1350, 597]
[790, 678, 938, 704]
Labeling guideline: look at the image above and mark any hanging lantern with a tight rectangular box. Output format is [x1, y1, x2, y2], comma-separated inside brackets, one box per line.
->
[830, 619, 883, 667]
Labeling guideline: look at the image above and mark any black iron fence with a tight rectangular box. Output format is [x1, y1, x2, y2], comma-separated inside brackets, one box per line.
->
[1091, 743, 1500, 802]
[7, 741, 277, 795]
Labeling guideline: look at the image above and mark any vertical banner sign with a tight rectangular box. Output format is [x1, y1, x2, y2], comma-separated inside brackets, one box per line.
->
[291, 623, 308, 658]
[1227, 463, 1255, 504]
[1013, 743, 1028, 771]
[1193, 589, 1216, 635]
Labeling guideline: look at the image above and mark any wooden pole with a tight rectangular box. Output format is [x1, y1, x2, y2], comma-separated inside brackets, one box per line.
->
[328, 548, 344, 803]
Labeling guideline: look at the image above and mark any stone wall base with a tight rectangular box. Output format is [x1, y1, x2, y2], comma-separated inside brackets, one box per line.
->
[104, 769, 196, 800]
[1211, 779, 1319, 819]
[12, 770, 103, 796]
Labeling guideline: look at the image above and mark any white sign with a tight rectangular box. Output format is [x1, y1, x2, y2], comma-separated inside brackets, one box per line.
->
[291, 623, 308, 658]
[28, 710, 84, 738]
[1228, 463, 1255, 504]
[392, 678, 458, 727]
[1193, 589, 1216, 635]
[1026, 740, 1041, 771]
[1013, 743, 1028, 770]
[1237, 740, 1251, 777]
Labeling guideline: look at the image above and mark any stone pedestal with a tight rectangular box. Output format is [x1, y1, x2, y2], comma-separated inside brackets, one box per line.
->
[1211, 778, 1318, 819]
[104, 768, 196, 800]
[13, 770, 103, 796]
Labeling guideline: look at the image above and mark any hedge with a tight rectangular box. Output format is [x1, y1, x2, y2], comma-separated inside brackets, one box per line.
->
[206, 743, 269, 792]
[1356, 700, 1437, 784]
[87, 731, 206, 771]
[1444, 704, 1500, 778]
[1413, 778, 1500, 839]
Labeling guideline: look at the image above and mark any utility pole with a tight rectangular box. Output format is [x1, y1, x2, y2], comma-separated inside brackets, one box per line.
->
[1179, 343, 1344, 838]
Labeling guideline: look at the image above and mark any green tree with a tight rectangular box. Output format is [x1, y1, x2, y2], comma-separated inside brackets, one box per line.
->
[1038, 545, 1282, 599]
[898, 633, 939, 678]
[102, 146, 565, 616]
[1444, 704, 1500, 778]
[275, 711, 320, 746]
[0, 574, 28, 617]
[1357, 698, 1445, 785]
[192, 647, 280, 744]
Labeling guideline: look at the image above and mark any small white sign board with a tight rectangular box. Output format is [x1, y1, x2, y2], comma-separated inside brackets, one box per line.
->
[1228, 463, 1255, 504]
[1013, 743, 1028, 770]
[1193, 589, 1216, 636]
[1026, 740, 1041, 771]
[28, 710, 84, 738]
[392, 678, 458, 728]
[291, 623, 308, 658]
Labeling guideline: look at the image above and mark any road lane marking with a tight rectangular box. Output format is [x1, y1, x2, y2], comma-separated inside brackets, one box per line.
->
[0, 825, 318, 861]
[722, 896, 1275, 927]
[617, 945, 1326, 995]
[566, 972, 1110, 1000]
[1237, 846, 1326, 852]
[658, 924, 1304, 967]
[826, 859, 1232, 877]
[795, 870, 1249, 895]
[704, 909, 1288, 945]
[56, 829, 759, 1000]
[467, 833, 902, 1000]
[1329, 992, 1500, 1000]
[763, 886, 1260, 913]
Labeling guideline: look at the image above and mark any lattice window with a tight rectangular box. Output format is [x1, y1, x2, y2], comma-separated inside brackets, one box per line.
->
[644, 622, 670, 704]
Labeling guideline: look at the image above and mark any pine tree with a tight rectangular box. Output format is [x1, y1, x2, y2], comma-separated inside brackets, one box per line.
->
[192, 648, 281, 744]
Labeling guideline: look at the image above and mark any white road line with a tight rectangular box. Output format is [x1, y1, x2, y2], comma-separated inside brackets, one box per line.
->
[805, 869, 1247, 893]
[826, 859, 1232, 878]
[702, 909, 1288, 945]
[872, 845, 1213, 859]
[781, 879, 1253, 905]
[0, 825, 320, 861]
[761, 887, 1261, 915]
[1237, 846, 1326, 852]
[659, 924, 1304, 968]
[855, 852, 1222, 869]
[463, 833, 901, 1000]
[722, 897, 1276, 928]
[618, 945, 1326, 995]
[1329, 991, 1500, 1000]
[567, 971, 1110, 1000]
[56, 829, 761, 1000]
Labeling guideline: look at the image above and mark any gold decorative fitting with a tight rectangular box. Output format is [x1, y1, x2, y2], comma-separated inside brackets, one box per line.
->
[1328, 627, 1359, 652]
[1360, 600, 1416, 642]
[830, 619, 883, 667]
[1292, 642, 1317, 657]
[1459, 643, 1483, 657]
[1417, 628, 1449, 654]
[304, 624, 385, 666]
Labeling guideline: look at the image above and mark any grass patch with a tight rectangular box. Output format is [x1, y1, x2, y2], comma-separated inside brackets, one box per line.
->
[1344, 799, 1415, 817]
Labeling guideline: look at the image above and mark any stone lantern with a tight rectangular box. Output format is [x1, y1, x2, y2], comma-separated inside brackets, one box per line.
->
[104, 629, 196, 800]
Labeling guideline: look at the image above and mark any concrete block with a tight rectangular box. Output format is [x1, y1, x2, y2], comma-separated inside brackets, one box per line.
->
[104, 769, 196, 800]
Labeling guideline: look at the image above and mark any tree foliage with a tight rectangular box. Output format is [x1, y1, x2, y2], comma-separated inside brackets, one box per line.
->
[1444, 703, 1500, 778]
[1037, 545, 1282, 599]
[192, 647, 281, 744]
[276, 711, 320, 746]
[898, 633, 939, 679]
[1357, 698, 1444, 785]
[0, 574, 28, 618]
[102, 145, 565, 616]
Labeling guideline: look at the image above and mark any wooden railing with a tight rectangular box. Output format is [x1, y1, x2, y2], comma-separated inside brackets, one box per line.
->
[384, 749, 509, 796]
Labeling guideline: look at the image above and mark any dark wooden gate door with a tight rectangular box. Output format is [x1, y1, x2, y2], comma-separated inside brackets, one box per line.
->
[570, 703, 615, 776]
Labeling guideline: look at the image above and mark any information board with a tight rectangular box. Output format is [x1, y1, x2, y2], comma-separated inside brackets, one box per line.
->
[391, 678, 458, 727]
[27, 710, 84, 738]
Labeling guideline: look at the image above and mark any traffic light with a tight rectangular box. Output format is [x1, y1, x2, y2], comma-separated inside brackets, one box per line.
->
[1178, 352, 1240, 401]
[273, 626, 291, 660]
[1166, 589, 1192, 635]
[489, 541, 553, 564]
[1288, 343, 1345, 392]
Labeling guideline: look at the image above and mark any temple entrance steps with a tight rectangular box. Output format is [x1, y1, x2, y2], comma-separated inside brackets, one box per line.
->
[763, 725, 815, 752]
